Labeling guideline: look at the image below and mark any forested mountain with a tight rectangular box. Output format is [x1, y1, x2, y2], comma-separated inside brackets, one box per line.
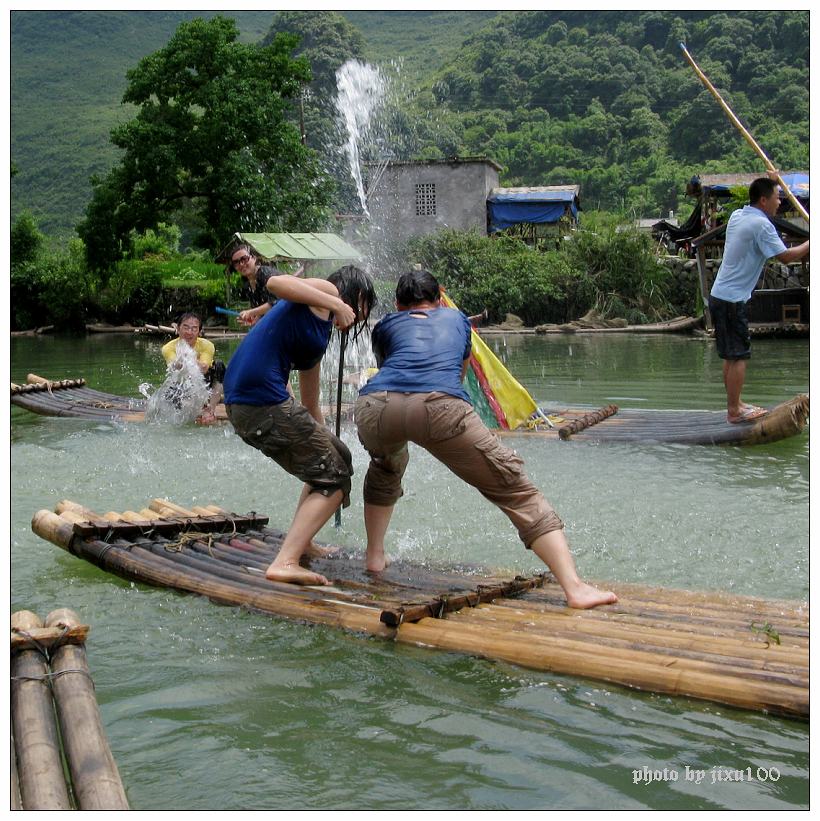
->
[421, 11, 809, 213]
[11, 10, 809, 241]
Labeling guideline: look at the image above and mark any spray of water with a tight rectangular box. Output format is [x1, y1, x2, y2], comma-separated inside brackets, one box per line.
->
[335, 59, 387, 217]
[318, 328, 378, 422]
[144, 340, 211, 425]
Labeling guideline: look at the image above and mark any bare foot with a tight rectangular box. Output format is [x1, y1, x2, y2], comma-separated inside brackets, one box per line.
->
[306, 541, 340, 559]
[366, 553, 391, 573]
[565, 582, 618, 609]
[265, 561, 329, 586]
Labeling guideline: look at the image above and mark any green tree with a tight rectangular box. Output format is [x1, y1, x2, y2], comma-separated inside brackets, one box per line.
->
[261, 11, 371, 214]
[77, 16, 333, 271]
[262, 11, 366, 101]
[11, 210, 44, 266]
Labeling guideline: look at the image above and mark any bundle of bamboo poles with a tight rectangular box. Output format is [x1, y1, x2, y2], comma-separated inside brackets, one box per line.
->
[398, 584, 808, 719]
[10, 609, 129, 810]
[10, 373, 147, 422]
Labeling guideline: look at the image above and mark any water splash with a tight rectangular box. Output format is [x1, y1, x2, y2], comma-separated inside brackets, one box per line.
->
[313, 328, 377, 427]
[334, 59, 387, 217]
[144, 340, 211, 425]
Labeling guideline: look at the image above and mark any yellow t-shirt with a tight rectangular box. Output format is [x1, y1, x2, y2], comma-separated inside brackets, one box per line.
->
[161, 337, 215, 367]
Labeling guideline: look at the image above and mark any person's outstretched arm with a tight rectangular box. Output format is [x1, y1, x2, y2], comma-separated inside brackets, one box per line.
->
[267, 275, 355, 329]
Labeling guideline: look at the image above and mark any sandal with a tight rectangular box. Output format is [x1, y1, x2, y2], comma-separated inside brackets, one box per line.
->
[727, 405, 767, 424]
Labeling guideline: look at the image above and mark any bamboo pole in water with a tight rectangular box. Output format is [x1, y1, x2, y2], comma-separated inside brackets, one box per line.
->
[396, 616, 807, 718]
[466, 603, 807, 668]
[10, 734, 22, 810]
[10, 610, 73, 810]
[494, 596, 809, 643]
[44, 609, 129, 810]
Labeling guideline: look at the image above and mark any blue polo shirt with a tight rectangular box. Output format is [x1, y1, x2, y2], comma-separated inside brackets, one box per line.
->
[710, 206, 787, 303]
[223, 299, 331, 406]
[360, 307, 472, 403]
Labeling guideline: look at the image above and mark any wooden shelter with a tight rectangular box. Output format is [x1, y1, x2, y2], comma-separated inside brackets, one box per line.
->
[11, 608, 129, 810]
[30, 497, 809, 720]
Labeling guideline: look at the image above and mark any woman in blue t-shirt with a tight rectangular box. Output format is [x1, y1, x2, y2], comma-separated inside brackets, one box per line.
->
[355, 269, 617, 609]
[224, 266, 376, 586]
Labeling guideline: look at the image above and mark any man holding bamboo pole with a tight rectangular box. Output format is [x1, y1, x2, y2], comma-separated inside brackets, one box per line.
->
[709, 176, 809, 423]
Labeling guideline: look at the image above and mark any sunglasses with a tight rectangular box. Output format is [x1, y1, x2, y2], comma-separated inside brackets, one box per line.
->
[232, 254, 251, 267]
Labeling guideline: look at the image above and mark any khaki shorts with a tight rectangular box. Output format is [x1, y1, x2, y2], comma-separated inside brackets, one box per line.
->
[226, 399, 353, 507]
[354, 391, 562, 547]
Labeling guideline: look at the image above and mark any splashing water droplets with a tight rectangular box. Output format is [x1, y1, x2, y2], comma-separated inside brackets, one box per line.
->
[144, 340, 211, 425]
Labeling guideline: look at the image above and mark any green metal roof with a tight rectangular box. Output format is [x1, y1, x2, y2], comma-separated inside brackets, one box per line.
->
[216, 232, 362, 263]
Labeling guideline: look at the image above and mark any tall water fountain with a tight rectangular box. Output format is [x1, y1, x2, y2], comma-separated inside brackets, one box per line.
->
[334, 59, 387, 218]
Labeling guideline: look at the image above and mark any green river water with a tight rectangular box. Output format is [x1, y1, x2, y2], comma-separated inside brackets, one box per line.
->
[9, 331, 809, 810]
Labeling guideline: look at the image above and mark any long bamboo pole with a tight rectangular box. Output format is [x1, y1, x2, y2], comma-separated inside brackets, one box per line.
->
[679, 43, 810, 223]
[45, 609, 129, 810]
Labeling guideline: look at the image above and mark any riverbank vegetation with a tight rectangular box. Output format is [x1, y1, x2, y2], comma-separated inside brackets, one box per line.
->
[409, 218, 676, 326]
[12, 210, 683, 331]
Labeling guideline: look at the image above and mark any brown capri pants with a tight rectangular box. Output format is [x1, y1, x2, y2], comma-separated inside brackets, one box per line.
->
[354, 391, 563, 548]
[226, 399, 353, 508]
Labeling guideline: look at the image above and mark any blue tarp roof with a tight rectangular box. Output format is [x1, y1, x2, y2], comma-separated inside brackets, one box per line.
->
[706, 173, 809, 200]
[488, 187, 579, 232]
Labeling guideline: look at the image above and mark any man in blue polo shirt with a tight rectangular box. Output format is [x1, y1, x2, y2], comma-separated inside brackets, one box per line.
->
[709, 177, 809, 423]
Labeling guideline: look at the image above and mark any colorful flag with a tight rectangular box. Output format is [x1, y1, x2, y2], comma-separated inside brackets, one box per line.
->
[440, 292, 539, 430]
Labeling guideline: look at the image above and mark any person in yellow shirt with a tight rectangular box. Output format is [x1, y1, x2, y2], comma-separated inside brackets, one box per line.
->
[161, 312, 225, 424]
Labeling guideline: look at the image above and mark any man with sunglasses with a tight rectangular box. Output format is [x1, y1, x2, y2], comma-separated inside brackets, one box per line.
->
[230, 245, 305, 326]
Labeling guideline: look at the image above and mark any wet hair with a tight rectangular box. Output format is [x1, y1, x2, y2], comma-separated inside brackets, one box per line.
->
[177, 312, 202, 331]
[395, 269, 440, 307]
[327, 265, 377, 341]
[749, 177, 778, 205]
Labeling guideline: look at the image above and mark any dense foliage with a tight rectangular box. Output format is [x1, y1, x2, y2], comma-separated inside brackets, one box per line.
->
[10, 10, 491, 237]
[408, 222, 675, 327]
[11, 213, 227, 331]
[76, 16, 334, 270]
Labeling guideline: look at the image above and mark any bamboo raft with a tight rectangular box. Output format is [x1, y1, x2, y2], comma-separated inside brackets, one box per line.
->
[516, 394, 810, 445]
[31, 498, 809, 720]
[11, 608, 129, 810]
[11, 374, 809, 445]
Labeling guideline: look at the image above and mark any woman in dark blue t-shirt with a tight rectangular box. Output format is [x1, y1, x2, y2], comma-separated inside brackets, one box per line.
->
[225, 266, 375, 586]
[354, 269, 617, 609]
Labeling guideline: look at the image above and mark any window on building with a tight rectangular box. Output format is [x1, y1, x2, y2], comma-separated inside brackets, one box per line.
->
[415, 183, 437, 216]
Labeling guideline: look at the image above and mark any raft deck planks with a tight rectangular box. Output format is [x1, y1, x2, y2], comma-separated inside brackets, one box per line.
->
[31, 498, 809, 720]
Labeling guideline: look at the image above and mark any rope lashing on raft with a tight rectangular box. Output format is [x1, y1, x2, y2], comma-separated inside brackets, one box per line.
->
[161, 518, 239, 557]
[10, 669, 96, 686]
[9, 625, 94, 688]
